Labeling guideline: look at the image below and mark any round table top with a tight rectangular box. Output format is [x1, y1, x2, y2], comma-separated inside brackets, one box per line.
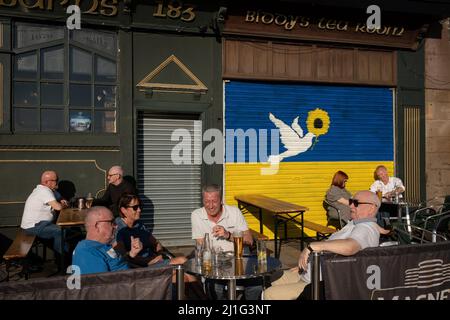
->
[183, 256, 282, 280]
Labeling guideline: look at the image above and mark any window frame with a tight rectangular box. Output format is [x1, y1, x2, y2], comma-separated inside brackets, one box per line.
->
[11, 22, 118, 134]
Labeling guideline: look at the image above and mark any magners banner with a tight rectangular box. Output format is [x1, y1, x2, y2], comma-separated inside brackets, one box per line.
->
[321, 242, 450, 300]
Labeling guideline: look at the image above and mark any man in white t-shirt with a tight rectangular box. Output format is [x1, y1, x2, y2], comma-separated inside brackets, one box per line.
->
[370, 165, 405, 200]
[20, 170, 69, 254]
[191, 184, 259, 299]
[264, 190, 381, 300]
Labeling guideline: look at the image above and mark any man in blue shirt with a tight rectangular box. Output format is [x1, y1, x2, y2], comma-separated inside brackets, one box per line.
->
[72, 206, 143, 274]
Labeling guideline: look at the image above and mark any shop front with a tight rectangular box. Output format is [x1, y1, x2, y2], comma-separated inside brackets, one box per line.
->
[221, 3, 429, 236]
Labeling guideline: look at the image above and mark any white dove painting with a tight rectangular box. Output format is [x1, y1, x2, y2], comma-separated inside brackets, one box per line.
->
[267, 112, 315, 164]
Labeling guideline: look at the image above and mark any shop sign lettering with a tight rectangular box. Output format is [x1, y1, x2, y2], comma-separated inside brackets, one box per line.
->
[0, 0, 118, 17]
[245, 10, 405, 37]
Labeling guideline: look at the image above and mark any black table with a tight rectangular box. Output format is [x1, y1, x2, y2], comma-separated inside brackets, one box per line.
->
[183, 256, 282, 300]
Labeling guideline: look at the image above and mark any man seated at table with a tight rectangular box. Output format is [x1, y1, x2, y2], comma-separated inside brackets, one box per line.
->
[369, 165, 405, 227]
[264, 190, 381, 300]
[72, 206, 139, 274]
[20, 170, 70, 254]
[370, 165, 405, 201]
[92, 165, 137, 217]
[191, 184, 261, 300]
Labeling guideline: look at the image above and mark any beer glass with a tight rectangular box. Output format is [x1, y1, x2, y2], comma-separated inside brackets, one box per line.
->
[234, 257, 244, 276]
[257, 239, 267, 264]
[233, 231, 243, 259]
[376, 190, 382, 201]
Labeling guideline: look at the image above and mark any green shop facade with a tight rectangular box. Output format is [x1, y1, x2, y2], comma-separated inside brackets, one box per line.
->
[0, 0, 446, 246]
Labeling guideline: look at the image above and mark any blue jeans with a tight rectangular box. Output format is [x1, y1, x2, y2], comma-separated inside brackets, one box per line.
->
[25, 221, 64, 254]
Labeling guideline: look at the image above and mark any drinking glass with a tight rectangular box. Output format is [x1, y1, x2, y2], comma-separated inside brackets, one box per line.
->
[257, 239, 267, 264]
[233, 231, 243, 258]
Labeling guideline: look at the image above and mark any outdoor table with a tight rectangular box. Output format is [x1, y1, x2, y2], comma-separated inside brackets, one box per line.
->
[380, 200, 413, 232]
[235, 194, 309, 257]
[183, 256, 281, 300]
[56, 208, 87, 272]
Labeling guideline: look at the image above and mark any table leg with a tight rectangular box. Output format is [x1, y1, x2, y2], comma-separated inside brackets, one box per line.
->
[274, 217, 279, 259]
[228, 279, 237, 300]
[301, 212, 304, 251]
[259, 208, 263, 234]
[405, 205, 412, 234]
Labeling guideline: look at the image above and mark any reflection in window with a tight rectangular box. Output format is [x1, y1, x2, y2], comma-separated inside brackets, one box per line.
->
[94, 110, 116, 133]
[71, 29, 117, 56]
[13, 82, 38, 106]
[15, 23, 64, 49]
[95, 86, 116, 109]
[70, 47, 92, 81]
[41, 46, 64, 80]
[15, 52, 37, 79]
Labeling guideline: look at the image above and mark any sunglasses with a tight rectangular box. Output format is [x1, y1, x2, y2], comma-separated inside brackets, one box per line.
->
[349, 199, 377, 208]
[126, 204, 141, 211]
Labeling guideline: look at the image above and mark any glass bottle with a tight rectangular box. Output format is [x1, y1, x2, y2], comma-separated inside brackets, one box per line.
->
[202, 233, 212, 272]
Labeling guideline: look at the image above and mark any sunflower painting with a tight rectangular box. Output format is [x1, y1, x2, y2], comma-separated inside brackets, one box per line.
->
[307, 108, 330, 137]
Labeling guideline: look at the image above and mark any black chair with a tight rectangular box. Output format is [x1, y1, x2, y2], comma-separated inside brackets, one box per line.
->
[323, 200, 346, 230]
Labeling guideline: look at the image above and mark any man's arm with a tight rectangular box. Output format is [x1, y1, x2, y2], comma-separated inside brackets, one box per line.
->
[298, 239, 361, 270]
[48, 199, 67, 211]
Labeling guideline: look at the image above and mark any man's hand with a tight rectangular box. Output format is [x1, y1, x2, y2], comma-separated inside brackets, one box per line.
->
[212, 225, 229, 239]
[298, 247, 311, 271]
[129, 236, 143, 258]
[60, 199, 69, 209]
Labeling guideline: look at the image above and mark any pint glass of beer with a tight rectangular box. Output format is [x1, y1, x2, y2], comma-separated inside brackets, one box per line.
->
[233, 231, 243, 259]
[376, 190, 382, 201]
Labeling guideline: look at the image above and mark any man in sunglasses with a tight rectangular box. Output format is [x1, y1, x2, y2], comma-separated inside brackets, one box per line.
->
[21, 170, 69, 254]
[72, 206, 143, 274]
[264, 190, 381, 300]
[92, 165, 137, 217]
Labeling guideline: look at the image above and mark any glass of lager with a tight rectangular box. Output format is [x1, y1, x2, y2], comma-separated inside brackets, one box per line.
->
[233, 231, 243, 259]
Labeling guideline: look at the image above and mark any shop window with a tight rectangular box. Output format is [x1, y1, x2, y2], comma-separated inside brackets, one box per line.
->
[12, 22, 118, 133]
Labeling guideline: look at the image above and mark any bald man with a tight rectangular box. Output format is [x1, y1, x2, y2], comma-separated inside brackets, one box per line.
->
[72, 206, 143, 274]
[92, 165, 137, 217]
[21, 170, 69, 254]
[264, 190, 381, 300]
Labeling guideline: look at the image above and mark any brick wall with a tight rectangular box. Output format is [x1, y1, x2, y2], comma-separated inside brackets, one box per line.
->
[425, 20, 450, 201]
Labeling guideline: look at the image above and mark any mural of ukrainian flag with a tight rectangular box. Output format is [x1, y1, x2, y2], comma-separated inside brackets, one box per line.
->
[224, 81, 395, 238]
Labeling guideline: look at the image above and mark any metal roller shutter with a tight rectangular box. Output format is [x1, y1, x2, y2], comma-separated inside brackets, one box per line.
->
[137, 113, 202, 246]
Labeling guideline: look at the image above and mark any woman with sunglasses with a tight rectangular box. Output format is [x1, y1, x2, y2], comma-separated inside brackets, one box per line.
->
[114, 193, 205, 299]
[114, 193, 185, 267]
[325, 170, 352, 224]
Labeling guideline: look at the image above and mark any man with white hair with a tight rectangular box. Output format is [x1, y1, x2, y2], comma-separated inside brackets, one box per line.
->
[92, 165, 137, 217]
[21, 170, 69, 254]
[264, 190, 381, 300]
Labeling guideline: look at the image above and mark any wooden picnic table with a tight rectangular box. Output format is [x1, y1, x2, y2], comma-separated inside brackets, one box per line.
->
[235, 194, 309, 258]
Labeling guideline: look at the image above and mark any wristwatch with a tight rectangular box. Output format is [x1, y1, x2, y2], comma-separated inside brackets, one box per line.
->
[306, 244, 314, 253]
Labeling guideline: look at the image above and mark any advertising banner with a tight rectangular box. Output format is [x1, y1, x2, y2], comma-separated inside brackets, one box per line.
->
[321, 242, 450, 300]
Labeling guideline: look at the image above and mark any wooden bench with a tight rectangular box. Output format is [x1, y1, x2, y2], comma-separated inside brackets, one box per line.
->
[3, 229, 36, 280]
[303, 220, 337, 240]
